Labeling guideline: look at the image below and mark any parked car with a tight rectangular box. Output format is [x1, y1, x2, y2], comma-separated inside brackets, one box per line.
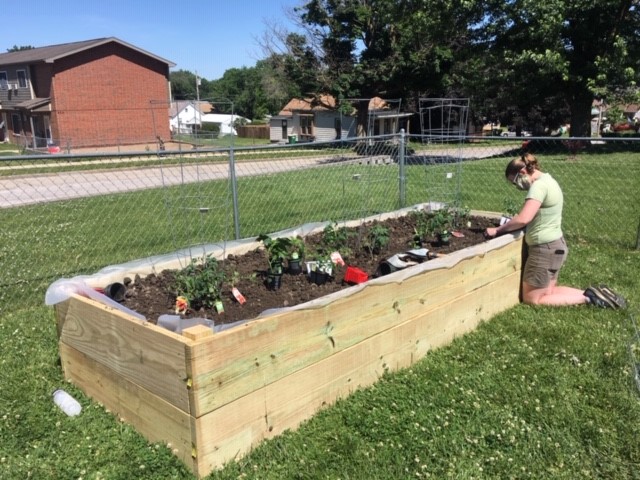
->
[501, 127, 532, 137]
[612, 121, 638, 132]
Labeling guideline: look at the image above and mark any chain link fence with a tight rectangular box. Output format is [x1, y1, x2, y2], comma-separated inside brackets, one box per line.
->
[0, 134, 638, 310]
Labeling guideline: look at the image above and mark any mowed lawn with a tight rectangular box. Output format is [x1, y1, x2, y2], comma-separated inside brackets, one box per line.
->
[0, 148, 638, 479]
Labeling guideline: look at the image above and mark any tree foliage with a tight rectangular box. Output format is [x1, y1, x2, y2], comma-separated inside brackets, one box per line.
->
[272, 0, 640, 136]
[273, 0, 487, 131]
[473, 0, 640, 135]
[171, 0, 640, 134]
[170, 69, 198, 100]
[7, 45, 34, 52]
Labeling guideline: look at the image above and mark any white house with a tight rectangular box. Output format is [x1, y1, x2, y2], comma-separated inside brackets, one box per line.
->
[201, 113, 250, 136]
[169, 101, 213, 134]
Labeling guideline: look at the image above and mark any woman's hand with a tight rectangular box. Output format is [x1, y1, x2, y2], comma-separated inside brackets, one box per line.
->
[484, 227, 498, 239]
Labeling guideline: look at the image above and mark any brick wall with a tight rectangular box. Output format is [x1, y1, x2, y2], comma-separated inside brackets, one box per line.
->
[51, 42, 171, 147]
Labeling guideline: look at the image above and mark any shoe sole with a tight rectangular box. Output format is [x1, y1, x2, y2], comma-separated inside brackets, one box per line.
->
[598, 284, 627, 309]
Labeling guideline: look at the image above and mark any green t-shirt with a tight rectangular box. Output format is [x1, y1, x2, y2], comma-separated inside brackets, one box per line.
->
[524, 172, 563, 245]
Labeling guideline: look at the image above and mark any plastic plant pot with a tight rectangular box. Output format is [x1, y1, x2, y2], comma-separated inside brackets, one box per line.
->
[344, 266, 368, 284]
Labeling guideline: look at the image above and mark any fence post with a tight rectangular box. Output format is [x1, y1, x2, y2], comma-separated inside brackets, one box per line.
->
[229, 143, 241, 240]
[398, 129, 406, 208]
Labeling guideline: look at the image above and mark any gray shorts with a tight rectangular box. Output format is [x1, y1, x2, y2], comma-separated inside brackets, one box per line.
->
[523, 237, 568, 289]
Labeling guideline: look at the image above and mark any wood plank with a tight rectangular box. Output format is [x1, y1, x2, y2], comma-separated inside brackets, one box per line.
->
[54, 298, 71, 338]
[182, 324, 214, 341]
[187, 238, 522, 416]
[59, 342, 195, 470]
[59, 294, 191, 412]
[192, 271, 520, 476]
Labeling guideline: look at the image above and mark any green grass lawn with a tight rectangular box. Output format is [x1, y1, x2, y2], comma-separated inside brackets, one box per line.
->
[0, 148, 638, 479]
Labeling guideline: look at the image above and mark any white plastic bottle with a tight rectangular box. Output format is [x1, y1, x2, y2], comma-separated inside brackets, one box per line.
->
[53, 389, 82, 416]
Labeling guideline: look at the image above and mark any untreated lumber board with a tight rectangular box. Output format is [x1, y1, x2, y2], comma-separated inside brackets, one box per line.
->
[186, 238, 522, 417]
[58, 295, 191, 412]
[58, 342, 195, 469]
[192, 271, 520, 475]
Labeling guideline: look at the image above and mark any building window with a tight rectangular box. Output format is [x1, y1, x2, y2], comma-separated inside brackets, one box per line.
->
[17, 70, 27, 88]
[300, 115, 313, 136]
[0, 72, 7, 89]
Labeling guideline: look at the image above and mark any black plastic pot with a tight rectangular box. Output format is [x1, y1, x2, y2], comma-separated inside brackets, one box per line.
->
[309, 270, 329, 285]
[288, 258, 302, 275]
[267, 271, 283, 290]
[438, 233, 450, 246]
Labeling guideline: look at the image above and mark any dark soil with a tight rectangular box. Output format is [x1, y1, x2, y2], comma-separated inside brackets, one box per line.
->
[121, 215, 499, 326]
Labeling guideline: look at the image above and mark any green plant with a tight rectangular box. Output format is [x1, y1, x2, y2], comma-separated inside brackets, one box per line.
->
[428, 207, 455, 237]
[173, 254, 224, 310]
[503, 197, 520, 217]
[453, 204, 471, 228]
[409, 209, 430, 247]
[322, 222, 354, 257]
[257, 234, 292, 273]
[363, 224, 390, 258]
[309, 252, 334, 274]
[288, 236, 306, 261]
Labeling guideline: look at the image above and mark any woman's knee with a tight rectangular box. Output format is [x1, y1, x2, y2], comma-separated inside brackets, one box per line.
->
[522, 283, 547, 305]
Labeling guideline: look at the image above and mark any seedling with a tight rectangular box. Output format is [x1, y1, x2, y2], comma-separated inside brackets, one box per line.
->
[173, 255, 224, 310]
[322, 222, 354, 257]
[288, 236, 306, 261]
[257, 233, 292, 274]
[503, 197, 520, 217]
[364, 224, 390, 258]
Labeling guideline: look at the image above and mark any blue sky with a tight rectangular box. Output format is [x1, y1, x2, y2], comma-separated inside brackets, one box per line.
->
[4, 1, 301, 80]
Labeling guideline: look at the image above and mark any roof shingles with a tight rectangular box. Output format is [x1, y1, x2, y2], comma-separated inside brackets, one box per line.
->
[0, 37, 175, 67]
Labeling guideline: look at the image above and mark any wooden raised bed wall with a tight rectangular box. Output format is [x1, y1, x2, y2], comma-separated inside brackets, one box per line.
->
[54, 214, 523, 479]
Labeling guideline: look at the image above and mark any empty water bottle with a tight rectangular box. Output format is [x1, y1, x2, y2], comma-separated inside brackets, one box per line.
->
[53, 389, 82, 416]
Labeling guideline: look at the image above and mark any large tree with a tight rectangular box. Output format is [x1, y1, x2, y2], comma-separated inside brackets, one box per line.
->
[170, 69, 198, 100]
[265, 0, 484, 133]
[474, 0, 640, 136]
[264, 0, 639, 136]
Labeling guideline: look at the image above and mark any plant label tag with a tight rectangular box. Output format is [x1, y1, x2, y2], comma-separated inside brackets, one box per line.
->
[330, 251, 345, 266]
[232, 287, 246, 305]
[215, 300, 225, 314]
[175, 296, 189, 314]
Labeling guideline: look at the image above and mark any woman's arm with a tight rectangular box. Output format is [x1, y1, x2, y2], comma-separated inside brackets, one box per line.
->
[485, 198, 541, 238]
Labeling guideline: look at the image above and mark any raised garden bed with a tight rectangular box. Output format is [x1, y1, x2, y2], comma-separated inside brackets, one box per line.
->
[52, 206, 523, 478]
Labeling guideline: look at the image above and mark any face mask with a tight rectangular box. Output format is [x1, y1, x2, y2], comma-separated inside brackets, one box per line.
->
[514, 174, 531, 191]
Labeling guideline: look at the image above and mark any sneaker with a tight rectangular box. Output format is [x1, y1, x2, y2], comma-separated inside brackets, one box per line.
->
[597, 284, 628, 309]
[584, 286, 616, 309]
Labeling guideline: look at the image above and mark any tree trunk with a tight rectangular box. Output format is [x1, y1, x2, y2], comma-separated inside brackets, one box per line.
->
[569, 87, 593, 137]
[356, 100, 369, 137]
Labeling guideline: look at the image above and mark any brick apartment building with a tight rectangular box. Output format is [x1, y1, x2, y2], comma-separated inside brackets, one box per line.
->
[0, 37, 175, 150]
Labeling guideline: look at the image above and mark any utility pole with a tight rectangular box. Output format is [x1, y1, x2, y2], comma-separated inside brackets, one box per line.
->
[195, 71, 200, 103]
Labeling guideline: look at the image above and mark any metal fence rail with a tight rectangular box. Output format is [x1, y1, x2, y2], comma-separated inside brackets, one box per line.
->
[0, 134, 638, 310]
